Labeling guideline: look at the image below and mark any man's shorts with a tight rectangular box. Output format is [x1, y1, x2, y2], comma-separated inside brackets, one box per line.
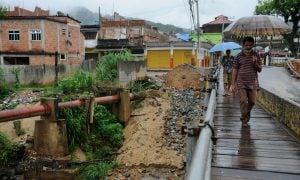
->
[223, 73, 232, 84]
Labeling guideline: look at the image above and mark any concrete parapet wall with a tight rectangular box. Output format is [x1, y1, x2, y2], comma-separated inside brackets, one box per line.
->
[0, 64, 81, 85]
[117, 61, 147, 82]
[257, 88, 300, 136]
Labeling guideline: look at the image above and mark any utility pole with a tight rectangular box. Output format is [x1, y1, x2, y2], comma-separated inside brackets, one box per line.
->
[195, 0, 202, 67]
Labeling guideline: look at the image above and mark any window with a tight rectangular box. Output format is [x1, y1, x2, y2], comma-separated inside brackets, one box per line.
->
[30, 29, 42, 41]
[60, 54, 66, 60]
[68, 31, 71, 38]
[8, 30, 20, 41]
[62, 28, 66, 35]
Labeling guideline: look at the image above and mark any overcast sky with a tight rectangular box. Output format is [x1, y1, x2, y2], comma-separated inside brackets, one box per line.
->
[2, 0, 259, 29]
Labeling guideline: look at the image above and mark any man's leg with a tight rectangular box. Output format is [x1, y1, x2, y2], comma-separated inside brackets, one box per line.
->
[223, 74, 228, 96]
[246, 89, 257, 122]
[238, 89, 248, 125]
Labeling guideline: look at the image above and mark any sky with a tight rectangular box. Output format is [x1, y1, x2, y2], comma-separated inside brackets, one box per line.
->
[2, 0, 259, 29]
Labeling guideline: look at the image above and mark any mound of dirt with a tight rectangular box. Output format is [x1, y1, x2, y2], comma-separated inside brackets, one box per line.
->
[163, 64, 204, 90]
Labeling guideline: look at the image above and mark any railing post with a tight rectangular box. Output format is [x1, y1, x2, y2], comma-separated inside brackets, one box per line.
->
[34, 98, 68, 156]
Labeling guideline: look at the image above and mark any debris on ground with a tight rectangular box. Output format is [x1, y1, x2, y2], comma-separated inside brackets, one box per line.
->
[0, 90, 41, 110]
[163, 64, 205, 90]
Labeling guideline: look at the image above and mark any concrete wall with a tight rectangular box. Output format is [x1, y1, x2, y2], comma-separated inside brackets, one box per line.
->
[0, 64, 81, 85]
[257, 88, 300, 136]
[117, 61, 147, 82]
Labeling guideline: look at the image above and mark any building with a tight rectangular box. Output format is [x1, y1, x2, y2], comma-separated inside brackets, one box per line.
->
[81, 12, 170, 61]
[0, 6, 84, 65]
[145, 41, 212, 70]
[81, 24, 100, 61]
[202, 15, 233, 33]
[99, 12, 168, 44]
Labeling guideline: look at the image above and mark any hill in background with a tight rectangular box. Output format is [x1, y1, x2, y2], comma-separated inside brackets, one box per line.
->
[67, 6, 190, 34]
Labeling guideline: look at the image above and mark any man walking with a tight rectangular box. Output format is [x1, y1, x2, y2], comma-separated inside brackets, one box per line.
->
[221, 49, 234, 96]
[230, 36, 262, 126]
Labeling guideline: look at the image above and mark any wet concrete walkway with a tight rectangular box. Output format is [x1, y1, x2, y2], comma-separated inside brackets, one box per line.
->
[259, 66, 300, 105]
[211, 70, 300, 179]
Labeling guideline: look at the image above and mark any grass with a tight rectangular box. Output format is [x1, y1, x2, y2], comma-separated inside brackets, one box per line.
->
[0, 132, 21, 166]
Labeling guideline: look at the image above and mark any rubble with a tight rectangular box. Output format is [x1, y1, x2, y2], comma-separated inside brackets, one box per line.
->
[0, 90, 41, 110]
[164, 88, 205, 154]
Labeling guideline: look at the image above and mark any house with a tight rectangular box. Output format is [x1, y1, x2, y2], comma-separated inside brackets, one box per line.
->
[145, 41, 212, 70]
[81, 24, 100, 61]
[99, 12, 168, 44]
[81, 12, 169, 61]
[202, 15, 233, 33]
[0, 6, 84, 65]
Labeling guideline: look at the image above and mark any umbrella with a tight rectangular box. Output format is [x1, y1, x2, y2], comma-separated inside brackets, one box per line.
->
[223, 15, 291, 37]
[209, 42, 241, 52]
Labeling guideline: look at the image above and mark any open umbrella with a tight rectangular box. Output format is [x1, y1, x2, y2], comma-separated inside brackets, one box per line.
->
[209, 42, 241, 52]
[223, 15, 291, 37]
[223, 15, 292, 66]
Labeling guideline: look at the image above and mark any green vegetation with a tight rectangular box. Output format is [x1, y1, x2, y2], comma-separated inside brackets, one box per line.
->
[10, 67, 21, 89]
[79, 161, 117, 180]
[0, 6, 7, 17]
[0, 67, 13, 101]
[95, 50, 133, 82]
[190, 33, 222, 45]
[13, 121, 25, 136]
[0, 132, 21, 166]
[59, 103, 123, 178]
[57, 69, 93, 93]
[255, 0, 300, 57]
[55, 50, 134, 178]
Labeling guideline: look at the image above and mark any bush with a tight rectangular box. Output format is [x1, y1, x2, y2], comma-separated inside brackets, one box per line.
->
[0, 132, 21, 166]
[57, 70, 92, 93]
[95, 49, 133, 82]
[79, 161, 117, 180]
[0, 67, 13, 101]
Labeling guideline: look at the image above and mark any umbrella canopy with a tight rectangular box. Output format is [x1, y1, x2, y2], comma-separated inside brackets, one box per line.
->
[223, 15, 292, 37]
[209, 42, 241, 52]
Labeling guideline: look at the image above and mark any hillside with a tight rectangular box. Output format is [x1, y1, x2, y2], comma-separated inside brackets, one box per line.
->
[67, 6, 190, 33]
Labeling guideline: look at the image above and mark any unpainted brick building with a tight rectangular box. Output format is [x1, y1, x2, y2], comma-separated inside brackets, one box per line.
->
[0, 6, 84, 65]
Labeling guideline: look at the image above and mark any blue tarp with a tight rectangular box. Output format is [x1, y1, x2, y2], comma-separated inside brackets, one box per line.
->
[176, 33, 192, 41]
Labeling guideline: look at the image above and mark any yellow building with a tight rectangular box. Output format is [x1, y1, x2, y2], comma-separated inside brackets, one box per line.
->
[145, 42, 212, 70]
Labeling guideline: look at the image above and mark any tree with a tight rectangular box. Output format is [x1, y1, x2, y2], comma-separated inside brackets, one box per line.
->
[255, 0, 300, 57]
[56, 11, 65, 16]
[0, 6, 8, 17]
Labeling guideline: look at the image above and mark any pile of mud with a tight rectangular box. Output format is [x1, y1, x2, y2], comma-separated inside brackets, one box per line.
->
[163, 64, 204, 90]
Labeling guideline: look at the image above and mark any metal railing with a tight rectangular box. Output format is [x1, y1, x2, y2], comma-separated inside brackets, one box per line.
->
[186, 88, 217, 180]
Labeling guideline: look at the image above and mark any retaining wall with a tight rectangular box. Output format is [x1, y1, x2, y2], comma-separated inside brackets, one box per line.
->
[0, 64, 81, 85]
[117, 61, 147, 82]
[257, 88, 300, 137]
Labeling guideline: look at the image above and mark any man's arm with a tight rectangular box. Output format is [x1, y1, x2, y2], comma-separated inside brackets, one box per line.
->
[253, 55, 262, 72]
